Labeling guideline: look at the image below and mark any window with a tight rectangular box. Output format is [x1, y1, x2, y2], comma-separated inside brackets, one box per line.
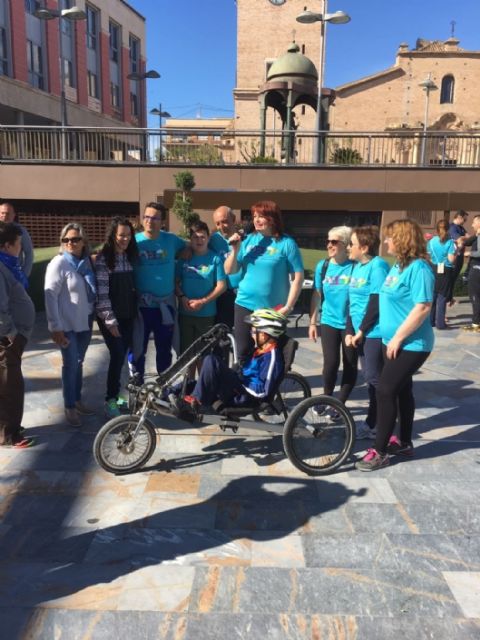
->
[88, 70, 99, 98]
[129, 35, 139, 73]
[440, 75, 455, 104]
[86, 4, 98, 50]
[110, 81, 120, 108]
[0, 27, 7, 75]
[27, 39, 44, 89]
[63, 58, 74, 88]
[109, 21, 120, 62]
[60, 0, 72, 37]
[24, 0, 40, 14]
[130, 92, 138, 117]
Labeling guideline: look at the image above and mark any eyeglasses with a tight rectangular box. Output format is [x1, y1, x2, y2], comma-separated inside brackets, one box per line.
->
[62, 237, 82, 244]
[143, 215, 162, 222]
[327, 239, 341, 246]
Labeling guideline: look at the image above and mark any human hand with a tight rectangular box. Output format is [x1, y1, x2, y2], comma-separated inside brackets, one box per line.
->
[51, 331, 69, 348]
[308, 324, 318, 343]
[344, 334, 353, 347]
[228, 232, 243, 248]
[189, 298, 206, 312]
[386, 335, 402, 359]
[351, 331, 364, 348]
[108, 325, 121, 338]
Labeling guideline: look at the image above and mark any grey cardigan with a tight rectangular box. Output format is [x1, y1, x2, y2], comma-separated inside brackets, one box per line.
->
[44, 254, 93, 333]
[0, 262, 35, 339]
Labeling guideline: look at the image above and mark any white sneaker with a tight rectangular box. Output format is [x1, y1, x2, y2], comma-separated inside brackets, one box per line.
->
[356, 422, 376, 440]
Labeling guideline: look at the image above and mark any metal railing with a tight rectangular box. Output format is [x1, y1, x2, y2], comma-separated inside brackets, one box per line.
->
[1, 125, 480, 167]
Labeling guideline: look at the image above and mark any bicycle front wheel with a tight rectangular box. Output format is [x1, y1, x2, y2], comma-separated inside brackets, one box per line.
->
[283, 395, 355, 476]
[93, 414, 157, 474]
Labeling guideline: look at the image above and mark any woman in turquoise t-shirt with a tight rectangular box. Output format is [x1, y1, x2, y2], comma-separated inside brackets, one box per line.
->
[309, 226, 357, 416]
[225, 201, 304, 363]
[356, 219, 434, 472]
[345, 226, 389, 440]
[175, 221, 226, 360]
[427, 219, 456, 330]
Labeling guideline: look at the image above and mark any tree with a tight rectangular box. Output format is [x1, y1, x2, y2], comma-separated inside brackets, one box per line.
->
[329, 146, 363, 165]
[171, 171, 199, 236]
[238, 140, 278, 164]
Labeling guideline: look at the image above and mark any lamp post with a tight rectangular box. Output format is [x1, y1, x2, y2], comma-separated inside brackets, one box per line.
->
[296, 2, 350, 164]
[150, 104, 171, 162]
[127, 70, 160, 161]
[419, 73, 438, 166]
[35, 5, 86, 128]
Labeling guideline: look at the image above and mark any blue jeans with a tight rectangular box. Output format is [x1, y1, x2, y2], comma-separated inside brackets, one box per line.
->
[61, 320, 93, 409]
[130, 306, 175, 379]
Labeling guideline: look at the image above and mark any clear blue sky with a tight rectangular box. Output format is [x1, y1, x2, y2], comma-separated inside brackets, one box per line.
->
[130, 0, 480, 126]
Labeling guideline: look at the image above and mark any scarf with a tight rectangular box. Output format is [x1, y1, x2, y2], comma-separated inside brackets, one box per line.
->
[62, 251, 97, 303]
[0, 251, 28, 289]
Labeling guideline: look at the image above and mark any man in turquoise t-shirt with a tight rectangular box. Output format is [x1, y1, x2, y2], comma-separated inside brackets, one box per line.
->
[130, 202, 186, 379]
[208, 205, 239, 328]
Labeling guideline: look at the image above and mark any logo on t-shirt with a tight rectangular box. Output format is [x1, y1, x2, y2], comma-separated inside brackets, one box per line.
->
[350, 277, 367, 288]
[184, 263, 212, 276]
[325, 274, 352, 286]
[384, 275, 399, 288]
[139, 249, 168, 261]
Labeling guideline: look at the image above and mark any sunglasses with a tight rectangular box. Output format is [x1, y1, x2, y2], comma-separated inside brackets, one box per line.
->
[62, 237, 82, 244]
[326, 239, 341, 246]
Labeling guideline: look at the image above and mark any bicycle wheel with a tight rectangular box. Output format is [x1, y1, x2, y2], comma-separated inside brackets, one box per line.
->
[93, 414, 157, 474]
[282, 395, 355, 476]
[253, 372, 311, 424]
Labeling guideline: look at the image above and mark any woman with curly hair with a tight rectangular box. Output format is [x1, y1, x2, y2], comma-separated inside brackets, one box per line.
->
[356, 219, 435, 471]
[95, 217, 139, 418]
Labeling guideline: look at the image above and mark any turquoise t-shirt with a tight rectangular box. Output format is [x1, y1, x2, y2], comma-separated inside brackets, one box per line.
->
[380, 259, 434, 352]
[349, 256, 389, 339]
[235, 234, 304, 310]
[427, 236, 455, 268]
[134, 231, 186, 300]
[208, 231, 242, 289]
[176, 250, 226, 317]
[315, 259, 355, 329]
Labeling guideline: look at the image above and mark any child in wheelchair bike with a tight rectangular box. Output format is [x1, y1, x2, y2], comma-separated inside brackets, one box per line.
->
[178, 308, 287, 417]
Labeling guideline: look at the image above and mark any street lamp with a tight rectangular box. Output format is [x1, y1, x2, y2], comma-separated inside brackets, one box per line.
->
[419, 74, 438, 166]
[296, 2, 351, 163]
[127, 70, 160, 161]
[34, 6, 86, 128]
[150, 105, 171, 162]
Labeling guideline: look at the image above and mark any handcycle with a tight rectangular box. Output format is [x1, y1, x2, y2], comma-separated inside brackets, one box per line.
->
[93, 323, 356, 476]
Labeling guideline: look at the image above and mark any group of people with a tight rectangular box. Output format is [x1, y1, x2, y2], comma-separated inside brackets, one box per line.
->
[0, 197, 478, 463]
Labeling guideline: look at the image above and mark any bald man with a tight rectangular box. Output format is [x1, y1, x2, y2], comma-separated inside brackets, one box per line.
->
[0, 202, 34, 278]
[208, 206, 238, 329]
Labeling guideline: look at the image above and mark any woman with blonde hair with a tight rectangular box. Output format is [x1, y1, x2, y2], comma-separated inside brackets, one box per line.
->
[309, 225, 357, 419]
[357, 219, 434, 471]
[45, 222, 96, 427]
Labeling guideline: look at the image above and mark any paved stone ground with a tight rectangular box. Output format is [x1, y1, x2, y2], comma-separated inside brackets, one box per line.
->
[1, 301, 479, 639]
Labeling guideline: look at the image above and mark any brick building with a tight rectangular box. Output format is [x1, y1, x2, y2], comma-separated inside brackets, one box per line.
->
[0, 0, 147, 128]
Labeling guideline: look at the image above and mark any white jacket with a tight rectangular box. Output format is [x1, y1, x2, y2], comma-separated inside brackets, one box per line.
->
[44, 254, 93, 333]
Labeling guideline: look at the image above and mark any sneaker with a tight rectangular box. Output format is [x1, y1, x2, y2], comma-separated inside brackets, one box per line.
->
[356, 422, 376, 440]
[184, 395, 200, 409]
[326, 408, 343, 424]
[386, 435, 414, 457]
[311, 404, 328, 417]
[462, 324, 480, 332]
[12, 437, 35, 449]
[116, 397, 128, 409]
[65, 408, 81, 427]
[75, 401, 95, 416]
[104, 399, 121, 419]
[356, 448, 390, 472]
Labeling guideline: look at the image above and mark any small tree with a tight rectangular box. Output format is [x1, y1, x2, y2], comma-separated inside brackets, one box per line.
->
[330, 146, 363, 165]
[172, 171, 199, 236]
[238, 140, 277, 164]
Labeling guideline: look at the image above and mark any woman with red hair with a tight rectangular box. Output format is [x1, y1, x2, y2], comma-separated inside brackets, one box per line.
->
[225, 201, 304, 362]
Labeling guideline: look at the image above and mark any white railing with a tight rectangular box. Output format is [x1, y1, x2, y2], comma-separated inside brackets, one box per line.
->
[1, 126, 480, 167]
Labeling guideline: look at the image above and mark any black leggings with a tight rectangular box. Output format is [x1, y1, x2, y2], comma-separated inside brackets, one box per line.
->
[375, 347, 430, 454]
[234, 303, 254, 364]
[320, 324, 358, 404]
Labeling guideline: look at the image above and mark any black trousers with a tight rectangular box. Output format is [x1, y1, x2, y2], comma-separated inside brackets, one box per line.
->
[97, 317, 134, 400]
[320, 324, 358, 404]
[374, 346, 430, 454]
[468, 267, 480, 325]
[215, 288, 236, 330]
[0, 334, 27, 446]
[234, 303, 254, 365]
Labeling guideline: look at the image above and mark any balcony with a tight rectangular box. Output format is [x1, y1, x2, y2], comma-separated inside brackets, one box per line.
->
[1, 126, 480, 167]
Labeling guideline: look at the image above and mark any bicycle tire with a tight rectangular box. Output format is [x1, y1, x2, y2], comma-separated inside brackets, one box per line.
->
[93, 414, 157, 475]
[253, 371, 311, 424]
[282, 395, 355, 476]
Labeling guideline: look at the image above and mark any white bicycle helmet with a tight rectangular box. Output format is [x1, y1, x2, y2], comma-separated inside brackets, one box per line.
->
[244, 308, 288, 338]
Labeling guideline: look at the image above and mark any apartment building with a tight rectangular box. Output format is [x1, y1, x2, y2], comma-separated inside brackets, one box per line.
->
[0, 0, 147, 127]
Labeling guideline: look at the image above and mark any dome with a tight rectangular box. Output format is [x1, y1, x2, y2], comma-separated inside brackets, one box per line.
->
[267, 42, 318, 83]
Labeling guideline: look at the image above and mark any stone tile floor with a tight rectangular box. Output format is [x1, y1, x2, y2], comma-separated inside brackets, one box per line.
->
[0, 301, 479, 639]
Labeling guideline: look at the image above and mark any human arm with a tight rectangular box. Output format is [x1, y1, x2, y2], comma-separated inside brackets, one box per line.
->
[188, 279, 227, 312]
[308, 289, 321, 342]
[223, 233, 242, 274]
[44, 257, 69, 347]
[20, 226, 34, 277]
[386, 302, 431, 359]
[95, 255, 120, 336]
[243, 348, 283, 399]
[0, 273, 16, 341]
[278, 271, 303, 317]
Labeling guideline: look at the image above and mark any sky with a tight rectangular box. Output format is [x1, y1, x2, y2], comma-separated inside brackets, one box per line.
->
[130, 0, 480, 127]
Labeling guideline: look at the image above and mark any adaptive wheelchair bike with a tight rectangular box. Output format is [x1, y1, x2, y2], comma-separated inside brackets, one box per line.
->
[93, 323, 356, 477]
